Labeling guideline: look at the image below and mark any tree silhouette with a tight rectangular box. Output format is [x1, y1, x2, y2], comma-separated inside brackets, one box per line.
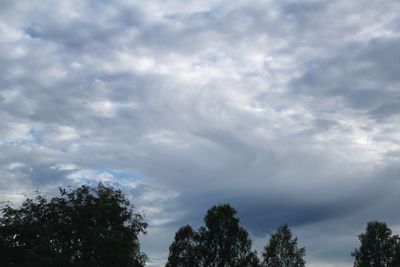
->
[166, 204, 259, 267]
[0, 183, 148, 267]
[262, 224, 305, 267]
[199, 204, 259, 267]
[352, 221, 399, 267]
[166, 225, 201, 267]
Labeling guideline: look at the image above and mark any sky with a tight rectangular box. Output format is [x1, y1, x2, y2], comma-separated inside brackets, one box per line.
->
[0, 0, 400, 266]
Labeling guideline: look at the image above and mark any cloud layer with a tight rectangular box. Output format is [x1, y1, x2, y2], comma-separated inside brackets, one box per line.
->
[1, 0, 400, 265]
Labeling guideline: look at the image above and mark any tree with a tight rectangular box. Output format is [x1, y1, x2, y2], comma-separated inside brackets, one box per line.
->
[262, 224, 305, 267]
[199, 204, 259, 267]
[0, 183, 148, 267]
[393, 236, 400, 266]
[166, 204, 259, 267]
[166, 225, 201, 267]
[352, 221, 399, 267]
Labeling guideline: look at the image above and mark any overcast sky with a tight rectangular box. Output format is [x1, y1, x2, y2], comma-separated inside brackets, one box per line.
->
[1, 0, 400, 266]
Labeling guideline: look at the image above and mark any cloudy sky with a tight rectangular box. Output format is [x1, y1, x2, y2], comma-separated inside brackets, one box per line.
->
[1, 0, 400, 265]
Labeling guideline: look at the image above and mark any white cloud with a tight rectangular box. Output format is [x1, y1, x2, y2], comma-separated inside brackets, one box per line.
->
[87, 99, 116, 117]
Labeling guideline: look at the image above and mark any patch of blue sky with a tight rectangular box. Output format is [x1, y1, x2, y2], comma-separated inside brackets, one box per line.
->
[28, 128, 43, 144]
[2, 128, 42, 147]
[24, 26, 41, 39]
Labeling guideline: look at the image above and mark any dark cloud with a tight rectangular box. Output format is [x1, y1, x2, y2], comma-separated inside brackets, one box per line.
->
[368, 99, 400, 119]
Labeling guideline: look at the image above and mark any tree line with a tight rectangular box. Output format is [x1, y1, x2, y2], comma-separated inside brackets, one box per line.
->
[165, 204, 304, 267]
[0, 184, 399, 267]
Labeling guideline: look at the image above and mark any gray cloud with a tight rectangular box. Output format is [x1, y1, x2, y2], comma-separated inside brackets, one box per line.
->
[1, 0, 400, 266]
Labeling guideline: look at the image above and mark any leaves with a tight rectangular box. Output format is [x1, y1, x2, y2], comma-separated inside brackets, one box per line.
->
[352, 221, 399, 267]
[0, 183, 147, 267]
[262, 224, 306, 267]
[166, 225, 201, 267]
[166, 204, 260, 267]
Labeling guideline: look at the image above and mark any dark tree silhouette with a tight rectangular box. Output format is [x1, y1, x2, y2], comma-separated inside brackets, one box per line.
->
[166, 225, 201, 267]
[0, 183, 148, 267]
[262, 224, 305, 267]
[352, 221, 399, 267]
[199, 204, 259, 267]
[166, 204, 259, 267]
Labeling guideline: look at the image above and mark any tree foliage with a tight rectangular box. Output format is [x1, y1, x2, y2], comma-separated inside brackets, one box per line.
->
[352, 221, 400, 267]
[166, 225, 200, 267]
[262, 224, 305, 267]
[165, 204, 259, 267]
[199, 204, 259, 267]
[0, 183, 148, 267]
[10, 185, 400, 266]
